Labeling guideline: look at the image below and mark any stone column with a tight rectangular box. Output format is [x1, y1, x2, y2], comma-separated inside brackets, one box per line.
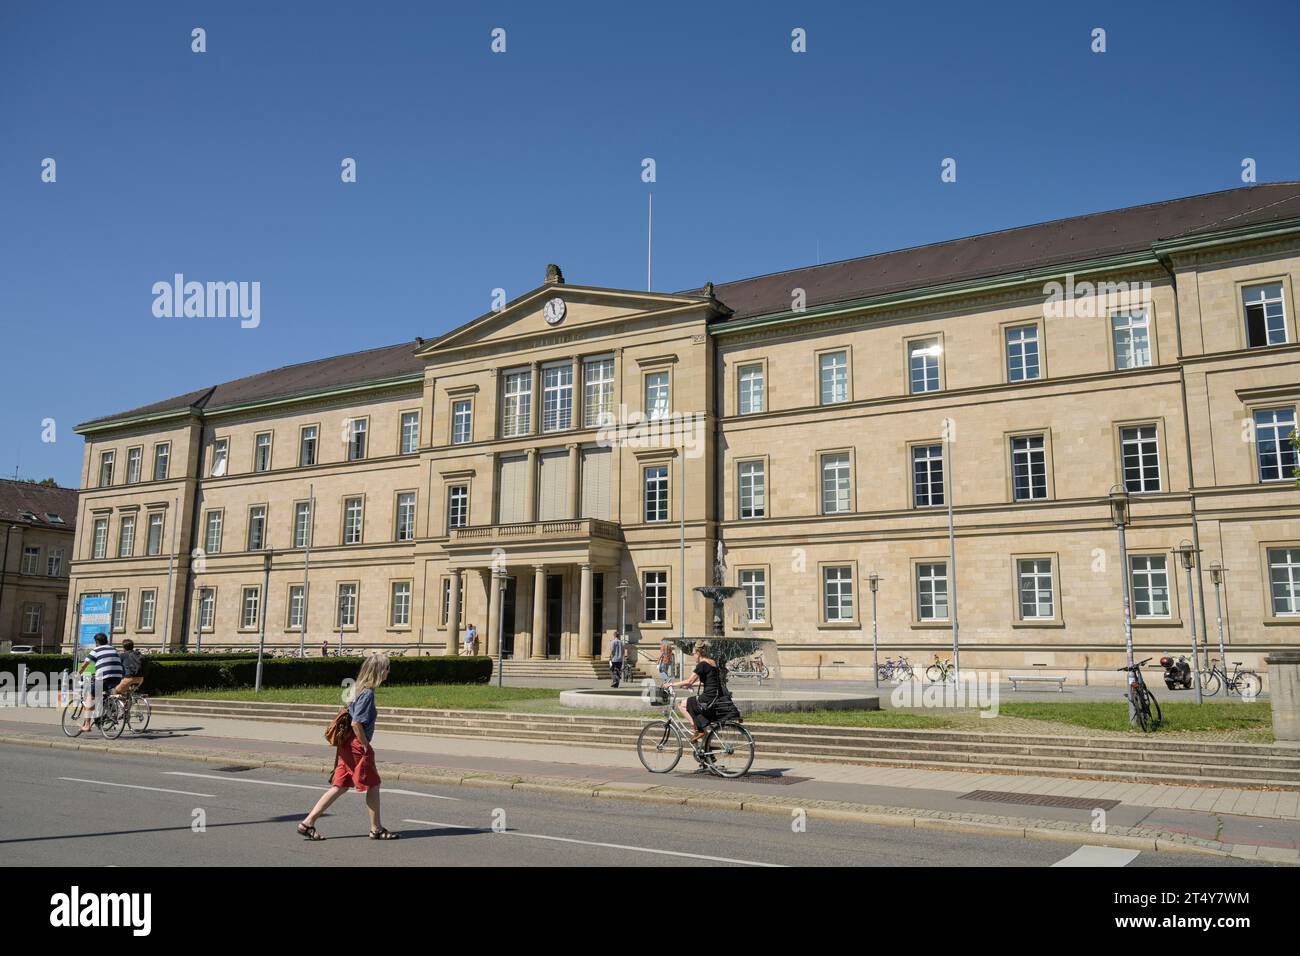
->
[531, 565, 547, 659]
[524, 449, 538, 523]
[445, 569, 461, 656]
[1266, 650, 1300, 744]
[578, 563, 594, 660]
[481, 569, 497, 657]
[567, 443, 581, 519]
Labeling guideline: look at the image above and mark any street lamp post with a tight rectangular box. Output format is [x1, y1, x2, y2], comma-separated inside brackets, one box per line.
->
[1109, 486, 1137, 725]
[255, 550, 272, 692]
[1208, 562, 1229, 681]
[494, 570, 506, 689]
[1175, 540, 1204, 704]
[867, 573, 880, 689]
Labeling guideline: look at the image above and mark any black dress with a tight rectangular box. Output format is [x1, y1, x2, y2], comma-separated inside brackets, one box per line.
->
[686, 660, 723, 731]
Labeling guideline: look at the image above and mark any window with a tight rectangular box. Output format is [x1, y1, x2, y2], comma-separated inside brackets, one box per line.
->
[146, 511, 164, 555]
[210, 438, 229, 477]
[643, 571, 667, 623]
[822, 566, 854, 623]
[738, 364, 765, 415]
[99, 450, 115, 487]
[912, 444, 945, 508]
[1120, 425, 1162, 493]
[22, 604, 42, 636]
[299, 425, 318, 467]
[343, 497, 364, 544]
[738, 460, 766, 519]
[644, 466, 669, 522]
[916, 562, 949, 621]
[440, 578, 451, 626]
[92, 518, 109, 559]
[1254, 407, 1298, 482]
[400, 411, 420, 454]
[1243, 282, 1287, 348]
[336, 583, 358, 629]
[199, 588, 216, 630]
[645, 371, 670, 421]
[1112, 310, 1152, 370]
[583, 358, 615, 427]
[111, 591, 127, 631]
[254, 432, 272, 472]
[293, 501, 312, 549]
[502, 369, 533, 437]
[447, 485, 468, 530]
[1269, 548, 1300, 616]
[909, 339, 941, 393]
[820, 452, 851, 514]
[288, 585, 305, 630]
[740, 568, 767, 624]
[21, 547, 40, 575]
[247, 505, 267, 551]
[153, 443, 170, 480]
[118, 515, 136, 558]
[1130, 555, 1171, 618]
[346, 419, 368, 461]
[1017, 558, 1054, 619]
[204, 510, 223, 554]
[138, 590, 157, 630]
[1005, 325, 1040, 382]
[240, 587, 260, 629]
[819, 351, 849, 404]
[126, 447, 142, 484]
[1011, 435, 1048, 501]
[396, 492, 416, 541]
[391, 581, 411, 627]
[47, 548, 64, 576]
[452, 400, 473, 444]
[542, 364, 574, 432]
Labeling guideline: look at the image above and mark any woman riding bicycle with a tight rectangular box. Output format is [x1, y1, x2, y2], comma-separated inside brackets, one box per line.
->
[666, 641, 723, 744]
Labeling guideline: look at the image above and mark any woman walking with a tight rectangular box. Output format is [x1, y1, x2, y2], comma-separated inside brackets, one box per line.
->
[297, 653, 400, 841]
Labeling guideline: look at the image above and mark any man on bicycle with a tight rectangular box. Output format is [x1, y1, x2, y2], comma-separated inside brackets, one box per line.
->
[77, 633, 124, 733]
[113, 638, 146, 697]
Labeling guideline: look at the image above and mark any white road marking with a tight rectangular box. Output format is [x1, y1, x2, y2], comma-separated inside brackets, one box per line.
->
[163, 772, 456, 800]
[1051, 845, 1141, 867]
[402, 818, 784, 867]
[58, 777, 214, 798]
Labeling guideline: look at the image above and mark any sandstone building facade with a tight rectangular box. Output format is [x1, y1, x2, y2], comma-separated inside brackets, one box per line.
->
[1, 480, 77, 651]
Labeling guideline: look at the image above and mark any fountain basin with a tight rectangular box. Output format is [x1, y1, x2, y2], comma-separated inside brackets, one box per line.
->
[558, 686, 879, 714]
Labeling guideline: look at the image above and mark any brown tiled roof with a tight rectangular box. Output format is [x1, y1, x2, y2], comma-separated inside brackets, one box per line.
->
[0, 480, 79, 531]
[703, 183, 1300, 322]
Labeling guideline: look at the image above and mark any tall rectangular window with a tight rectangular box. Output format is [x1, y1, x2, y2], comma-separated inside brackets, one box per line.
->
[1017, 558, 1054, 619]
[1254, 407, 1298, 482]
[819, 351, 849, 404]
[111, 591, 127, 631]
[1011, 435, 1048, 501]
[146, 512, 164, 555]
[916, 562, 949, 621]
[643, 571, 667, 623]
[452, 400, 472, 444]
[1121, 425, 1162, 493]
[240, 587, 260, 629]
[247, 505, 267, 551]
[92, 518, 109, 559]
[447, 485, 468, 529]
[346, 419, 367, 461]
[337, 583, 358, 629]
[542, 363, 573, 432]
[293, 501, 312, 549]
[396, 492, 416, 540]
[1112, 310, 1152, 369]
[199, 588, 216, 630]
[822, 566, 854, 622]
[820, 452, 851, 514]
[118, 515, 136, 558]
[583, 358, 615, 428]
[47, 548, 64, 576]
[99, 450, 115, 487]
[738, 460, 766, 519]
[400, 411, 420, 454]
[153, 442, 170, 481]
[138, 590, 157, 630]
[22, 604, 42, 635]
[343, 497, 363, 544]
[1243, 282, 1288, 348]
[1130, 555, 1170, 618]
[391, 581, 411, 627]
[21, 547, 40, 575]
[126, 447, 142, 484]
[299, 425, 318, 467]
[909, 340, 941, 393]
[644, 466, 669, 522]
[740, 568, 767, 624]
[288, 585, 305, 630]
[254, 432, 272, 472]
[210, 438, 229, 477]
[204, 510, 223, 554]
[502, 369, 533, 437]
[738, 364, 765, 415]
[1005, 325, 1040, 382]
[645, 371, 670, 421]
[912, 444, 945, 507]
[1269, 547, 1300, 616]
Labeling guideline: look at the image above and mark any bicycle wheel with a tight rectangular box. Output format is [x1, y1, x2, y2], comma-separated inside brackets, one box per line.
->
[925, 665, 943, 683]
[1235, 671, 1263, 701]
[898, 664, 914, 681]
[703, 722, 755, 778]
[636, 720, 683, 773]
[1201, 670, 1222, 697]
[128, 695, 151, 734]
[1129, 687, 1149, 731]
[1145, 689, 1161, 729]
[60, 701, 84, 738]
[99, 697, 127, 739]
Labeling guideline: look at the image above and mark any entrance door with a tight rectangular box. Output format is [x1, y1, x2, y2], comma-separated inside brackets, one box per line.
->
[500, 577, 517, 658]
[545, 574, 563, 658]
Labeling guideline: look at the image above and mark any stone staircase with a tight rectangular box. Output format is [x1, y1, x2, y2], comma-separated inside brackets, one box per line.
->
[489, 659, 653, 681]
[149, 697, 1300, 790]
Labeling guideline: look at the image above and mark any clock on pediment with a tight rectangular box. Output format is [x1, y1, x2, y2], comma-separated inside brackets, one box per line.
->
[543, 296, 567, 326]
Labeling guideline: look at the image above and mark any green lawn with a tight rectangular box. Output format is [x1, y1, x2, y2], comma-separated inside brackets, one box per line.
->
[163, 684, 561, 711]
[996, 700, 1272, 734]
[745, 709, 955, 729]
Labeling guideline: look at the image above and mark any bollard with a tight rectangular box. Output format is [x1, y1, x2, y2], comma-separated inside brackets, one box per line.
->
[17, 664, 27, 708]
[1265, 650, 1300, 746]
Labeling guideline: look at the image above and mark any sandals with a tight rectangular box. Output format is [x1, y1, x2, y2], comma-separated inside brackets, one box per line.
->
[369, 827, 400, 840]
[297, 822, 324, 841]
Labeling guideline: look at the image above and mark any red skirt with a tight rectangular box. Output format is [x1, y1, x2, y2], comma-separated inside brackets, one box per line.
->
[331, 739, 382, 792]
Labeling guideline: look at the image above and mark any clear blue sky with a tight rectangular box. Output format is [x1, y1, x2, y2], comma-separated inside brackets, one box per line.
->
[3, 0, 1298, 488]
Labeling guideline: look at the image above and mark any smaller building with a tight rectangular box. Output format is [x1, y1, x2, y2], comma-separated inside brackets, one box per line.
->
[0, 480, 78, 651]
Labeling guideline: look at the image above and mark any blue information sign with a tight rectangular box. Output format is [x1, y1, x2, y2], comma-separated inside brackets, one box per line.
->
[78, 595, 113, 647]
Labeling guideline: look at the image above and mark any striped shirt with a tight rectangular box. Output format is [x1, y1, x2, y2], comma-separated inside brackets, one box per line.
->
[87, 645, 124, 685]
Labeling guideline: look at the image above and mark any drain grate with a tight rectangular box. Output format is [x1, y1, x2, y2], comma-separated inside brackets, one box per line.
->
[212, 765, 257, 773]
[959, 789, 1120, 811]
[740, 772, 811, 786]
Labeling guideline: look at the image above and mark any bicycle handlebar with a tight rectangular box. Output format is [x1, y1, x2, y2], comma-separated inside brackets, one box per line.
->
[1116, 658, 1153, 671]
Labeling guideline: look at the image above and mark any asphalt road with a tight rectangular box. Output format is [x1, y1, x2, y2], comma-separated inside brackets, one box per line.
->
[0, 744, 1262, 867]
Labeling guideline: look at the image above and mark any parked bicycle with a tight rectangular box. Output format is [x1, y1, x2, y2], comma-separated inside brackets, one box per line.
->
[1117, 658, 1162, 732]
[726, 653, 771, 681]
[876, 656, 914, 682]
[1202, 658, 1262, 700]
[925, 655, 955, 683]
[636, 685, 755, 778]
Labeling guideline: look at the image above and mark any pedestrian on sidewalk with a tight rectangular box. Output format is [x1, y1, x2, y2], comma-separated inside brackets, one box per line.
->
[609, 632, 625, 687]
[321, 640, 329, 657]
[657, 640, 674, 685]
[297, 653, 400, 842]
[464, 622, 477, 656]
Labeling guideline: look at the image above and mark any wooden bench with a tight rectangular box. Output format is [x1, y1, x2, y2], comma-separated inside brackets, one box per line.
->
[1008, 674, 1067, 692]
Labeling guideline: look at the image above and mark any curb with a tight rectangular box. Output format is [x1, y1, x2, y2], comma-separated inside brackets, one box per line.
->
[4, 731, 1293, 863]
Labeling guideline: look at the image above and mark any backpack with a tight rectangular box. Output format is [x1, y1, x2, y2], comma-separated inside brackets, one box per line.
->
[711, 693, 742, 723]
[324, 707, 354, 746]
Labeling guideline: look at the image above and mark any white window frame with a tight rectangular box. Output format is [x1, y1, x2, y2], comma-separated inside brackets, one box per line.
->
[22, 603, 42, 636]
[343, 497, 364, 545]
[738, 460, 766, 520]
[1112, 309, 1152, 370]
[820, 452, 852, 514]
[204, 510, 223, 554]
[293, 501, 312, 549]
[822, 566, 854, 623]
[908, 339, 941, 394]
[92, 518, 109, 559]
[738, 364, 765, 415]
[1120, 424, 1162, 493]
[502, 369, 533, 437]
[99, 450, 115, 487]
[911, 443, 944, 508]
[542, 363, 574, 433]
[253, 432, 273, 472]
[916, 562, 950, 622]
[1243, 282, 1288, 348]
[287, 584, 305, 631]
[240, 586, 260, 629]
[153, 442, 170, 481]
[1005, 325, 1040, 382]
[447, 485, 469, 530]
[1268, 547, 1300, 616]
[1130, 555, 1171, 619]
[643, 571, 668, 624]
[47, 548, 64, 576]
[146, 511, 165, 556]
[138, 589, 157, 631]
[247, 505, 267, 551]
[210, 438, 229, 477]
[346, 418, 368, 462]
[336, 582, 359, 630]
[400, 411, 420, 455]
[819, 351, 849, 405]
[199, 588, 216, 631]
[643, 465, 669, 523]
[396, 491, 417, 541]
[1254, 407, 1298, 483]
[125, 446, 143, 484]
[739, 568, 767, 624]
[1016, 558, 1055, 620]
[645, 371, 670, 421]
[391, 580, 412, 628]
[583, 357, 615, 428]
[299, 425, 318, 467]
[117, 514, 136, 558]
[1011, 435, 1048, 501]
[21, 547, 40, 575]
[452, 399, 473, 445]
